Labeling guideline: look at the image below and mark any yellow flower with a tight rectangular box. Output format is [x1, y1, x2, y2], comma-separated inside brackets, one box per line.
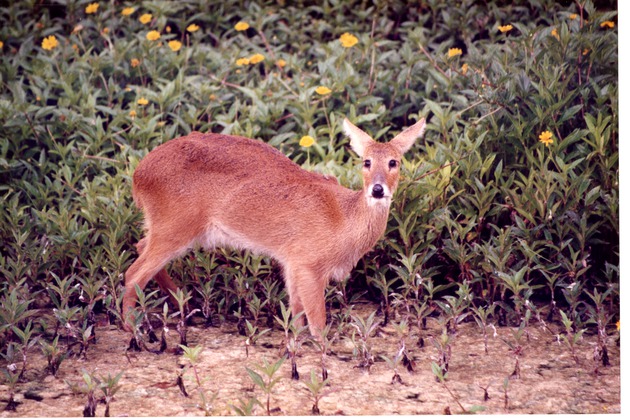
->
[616, 320, 620, 331]
[130, 58, 140, 67]
[339, 32, 358, 48]
[569, 13, 578, 20]
[234, 21, 250, 31]
[0, 41, 4, 49]
[276, 59, 287, 68]
[121, 7, 135, 16]
[41, 35, 59, 51]
[187, 24, 200, 33]
[447, 48, 462, 58]
[249, 53, 265, 64]
[315, 86, 332, 95]
[165, 26, 171, 33]
[168, 40, 182, 52]
[101, 27, 109, 35]
[129, 110, 137, 118]
[461, 63, 468, 75]
[85, 3, 99, 14]
[498, 24, 513, 33]
[299, 135, 315, 148]
[236, 57, 250, 66]
[137, 97, 149, 106]
[139, 13, 152, 24]
[551, 28, 559, 40]
[146, 30, 160, 41]
[600, 21, 615, 29]
[582, 48, 590, 56]
[538, 130, 554, 147]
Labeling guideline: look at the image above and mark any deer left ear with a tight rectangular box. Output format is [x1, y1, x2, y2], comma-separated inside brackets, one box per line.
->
[390, 118, 426, 154]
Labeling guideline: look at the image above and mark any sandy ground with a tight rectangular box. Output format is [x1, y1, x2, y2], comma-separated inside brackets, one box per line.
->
[1, 304, 620, 416]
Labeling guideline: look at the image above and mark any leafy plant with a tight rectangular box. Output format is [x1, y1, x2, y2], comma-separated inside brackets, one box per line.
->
[302, 368, 332, 415]
[246, 356, 286, 416]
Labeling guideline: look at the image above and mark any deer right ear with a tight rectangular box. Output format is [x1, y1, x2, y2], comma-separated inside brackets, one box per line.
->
[343, 118, 374, 157]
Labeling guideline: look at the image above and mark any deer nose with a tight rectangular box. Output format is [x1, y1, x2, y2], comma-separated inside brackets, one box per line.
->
[372, 184, 385, 198]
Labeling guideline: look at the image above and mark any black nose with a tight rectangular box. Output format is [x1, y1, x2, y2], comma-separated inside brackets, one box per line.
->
[372, 184, 384, 198]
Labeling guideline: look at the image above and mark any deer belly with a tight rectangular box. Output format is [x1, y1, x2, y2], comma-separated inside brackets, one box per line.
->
[199, 223, 270, 256]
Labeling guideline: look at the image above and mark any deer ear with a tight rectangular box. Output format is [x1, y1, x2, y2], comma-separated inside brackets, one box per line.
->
[390, 118, 426, 154]
[343, 118, 374, 157]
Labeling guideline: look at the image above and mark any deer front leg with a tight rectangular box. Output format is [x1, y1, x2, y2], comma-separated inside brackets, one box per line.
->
[291, 268, 327, 337]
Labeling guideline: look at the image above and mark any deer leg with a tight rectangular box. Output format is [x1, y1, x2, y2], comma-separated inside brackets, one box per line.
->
[136, 238, 179, 296]
[293, 268, 327, 337]
[284, 266, 306, 329]
[123, 237, 186, 329]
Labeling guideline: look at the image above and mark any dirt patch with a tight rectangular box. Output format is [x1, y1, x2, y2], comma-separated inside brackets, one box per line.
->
[1, 304, 620, 416]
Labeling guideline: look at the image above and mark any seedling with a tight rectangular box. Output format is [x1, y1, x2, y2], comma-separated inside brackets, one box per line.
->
[98, 371, 124, 417]
[501, 316, 529, 379]
[78, 369, 99, 417]
[195, 275, 220, 327]
[585, 287, 614, 370]
[309, 323, 339, 381]
[179, 344, 217, 415]
[258, 279, 286, 327]
[9, 321, 38, 380]
[274, 302, 305, 379]
[471, 303, 496, 354]
[1, 359, 20, 411]
[367, 271, 398, 326]
[380, 352, 404, 384]
[77, 276, 106, 343]
[124, 308, 147, 353]
[558, 309, 585, 365]
[430, 321, 452, 377]
[151, 302, 170, 353]
[243, 319, 271, 358]
[246, 356, 286, 416]
[169, 288, 199, 351]
[436, 283, 472, 333]
[302, 368, 332, 415]
[133, 284, 165, 343]
[431, 361, 485, 414]
[229, 397, 262, 416]
[40, 335, 66, 376]
[349, 311, 379, 372]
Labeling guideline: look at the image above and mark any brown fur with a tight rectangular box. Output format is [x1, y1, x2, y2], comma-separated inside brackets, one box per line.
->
[123, 118, 426, 335]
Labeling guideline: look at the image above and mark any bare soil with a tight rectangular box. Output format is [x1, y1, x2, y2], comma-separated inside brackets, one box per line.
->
[1, 304, 620, 416]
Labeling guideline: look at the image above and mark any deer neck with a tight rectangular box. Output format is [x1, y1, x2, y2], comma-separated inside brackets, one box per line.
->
[344, 190, 391, 254]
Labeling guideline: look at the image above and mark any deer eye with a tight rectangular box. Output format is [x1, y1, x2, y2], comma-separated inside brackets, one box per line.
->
[363, 159, 372, 168]
[389, 159, 398, 169]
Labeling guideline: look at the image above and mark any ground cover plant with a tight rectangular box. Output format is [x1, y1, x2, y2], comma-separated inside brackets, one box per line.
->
[0, 0, 619, 415]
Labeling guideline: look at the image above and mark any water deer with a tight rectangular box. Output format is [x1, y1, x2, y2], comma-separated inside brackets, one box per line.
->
[123, 118, 426, 336]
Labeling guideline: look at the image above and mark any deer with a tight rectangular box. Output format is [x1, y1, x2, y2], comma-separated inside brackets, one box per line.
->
[122, 117, 426, 337]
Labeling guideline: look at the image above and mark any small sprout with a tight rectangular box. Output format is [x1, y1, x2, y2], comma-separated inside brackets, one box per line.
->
[246, 356, 286, 416]
[229, 397, 261, 416]
[302, 368, 332, 415]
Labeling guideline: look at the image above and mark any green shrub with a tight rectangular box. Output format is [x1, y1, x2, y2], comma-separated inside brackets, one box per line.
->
[0, 0, 617, 364]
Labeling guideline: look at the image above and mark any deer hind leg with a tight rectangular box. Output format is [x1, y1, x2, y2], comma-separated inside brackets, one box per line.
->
[135, 238, 179, 296]
[123, 236, 189, 328]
